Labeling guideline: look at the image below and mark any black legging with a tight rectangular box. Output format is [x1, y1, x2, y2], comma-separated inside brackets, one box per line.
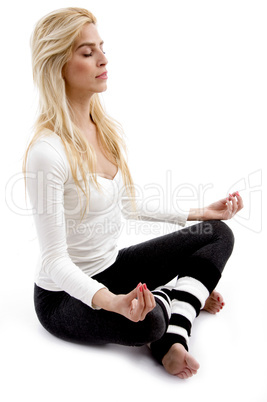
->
[34, 220, 234, 357]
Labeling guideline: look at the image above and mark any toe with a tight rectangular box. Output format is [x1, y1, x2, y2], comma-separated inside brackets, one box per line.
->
[207, 302, 218, 313]
[186, 353, 200, 371]
[211, 291, 218, 300]
[211, 290, 224, 303]
[217, 294, 224, 304]
[185, 368, 194, 377]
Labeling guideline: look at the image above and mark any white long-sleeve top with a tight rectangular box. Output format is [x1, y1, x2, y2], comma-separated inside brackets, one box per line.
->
[26, 131, 189, 308]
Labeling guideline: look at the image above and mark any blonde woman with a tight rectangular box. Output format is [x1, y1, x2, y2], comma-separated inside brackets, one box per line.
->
[23, 7, 243, 379]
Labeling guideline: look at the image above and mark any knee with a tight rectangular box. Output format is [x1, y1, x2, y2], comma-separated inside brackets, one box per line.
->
[208, 220, 235, 254]
[140, 306, 167, 344]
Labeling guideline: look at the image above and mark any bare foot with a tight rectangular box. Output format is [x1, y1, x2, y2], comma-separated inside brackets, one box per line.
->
[162, 343, 200, 379]
[202, 290, 225, 314]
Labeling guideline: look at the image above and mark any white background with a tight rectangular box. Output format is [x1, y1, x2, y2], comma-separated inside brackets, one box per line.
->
[2, 0, 267, 401]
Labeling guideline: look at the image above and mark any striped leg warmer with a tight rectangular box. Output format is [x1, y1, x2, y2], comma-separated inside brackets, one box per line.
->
[164, 277, 209, 350]
[151, 286, 172, 323]
[144, 287, 172, 350]
[150, 268, 221, 363]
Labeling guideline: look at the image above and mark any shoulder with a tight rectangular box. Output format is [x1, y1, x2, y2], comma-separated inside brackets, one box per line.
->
[29, 130, 66, 158]
[27, 130, 69, 181]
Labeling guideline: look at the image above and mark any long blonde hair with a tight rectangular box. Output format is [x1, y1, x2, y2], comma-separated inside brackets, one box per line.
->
[22, 7, 136, 218]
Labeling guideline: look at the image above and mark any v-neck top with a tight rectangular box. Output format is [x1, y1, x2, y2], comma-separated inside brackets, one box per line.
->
[26, 132, 189, 308]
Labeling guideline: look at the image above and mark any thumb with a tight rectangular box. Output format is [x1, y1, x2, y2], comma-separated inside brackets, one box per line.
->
[124, 286, 138, 303]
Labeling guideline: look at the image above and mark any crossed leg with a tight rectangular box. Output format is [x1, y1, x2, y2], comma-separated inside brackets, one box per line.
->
[162, 290, 225, 379]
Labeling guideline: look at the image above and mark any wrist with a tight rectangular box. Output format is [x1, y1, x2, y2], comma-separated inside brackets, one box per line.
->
[92, 288, 117, 311]
[188, 207, 205, 221]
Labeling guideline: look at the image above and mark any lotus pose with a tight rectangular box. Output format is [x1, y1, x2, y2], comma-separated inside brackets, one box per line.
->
[23, 7, 243, 379]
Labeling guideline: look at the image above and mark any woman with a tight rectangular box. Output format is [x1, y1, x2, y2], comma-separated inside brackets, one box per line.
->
[23, 7, 243, 379]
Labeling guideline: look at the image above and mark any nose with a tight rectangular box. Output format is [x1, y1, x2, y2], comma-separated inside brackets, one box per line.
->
[97, 52, 108, 67]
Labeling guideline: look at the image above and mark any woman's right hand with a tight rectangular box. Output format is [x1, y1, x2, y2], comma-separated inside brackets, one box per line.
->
[113, 283, 156, 322]
[92, 283, 156, 322]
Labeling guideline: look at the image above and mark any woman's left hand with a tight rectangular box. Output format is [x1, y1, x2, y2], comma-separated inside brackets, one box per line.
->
[203, 191, 244, 221]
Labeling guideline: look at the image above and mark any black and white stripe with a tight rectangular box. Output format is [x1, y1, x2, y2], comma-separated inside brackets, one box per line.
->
[164, 277, 209, 349]
[150, 276, 210, 361]
[152, 286, 172, 321]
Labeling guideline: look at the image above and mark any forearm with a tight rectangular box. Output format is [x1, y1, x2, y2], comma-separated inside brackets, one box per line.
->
[188, 207, 205, 221]
[92, 288, 117, 311]
[121, 198, 188, 227]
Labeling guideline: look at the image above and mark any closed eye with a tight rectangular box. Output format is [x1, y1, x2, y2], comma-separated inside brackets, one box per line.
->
[83, 50, 106, 57]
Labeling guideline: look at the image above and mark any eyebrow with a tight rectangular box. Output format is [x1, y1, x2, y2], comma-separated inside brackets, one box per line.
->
[75, 41, 104, 51]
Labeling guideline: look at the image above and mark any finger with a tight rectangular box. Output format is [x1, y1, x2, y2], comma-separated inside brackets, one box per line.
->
[237, 198, 244, 212]
[125, 286, 138, 304]
[145, 286, 156, 309]
[128, 284, 144, 322]
[221, 196, 230, 205]
[230, 194, 238, 215]
[139, 284, 150, 320]
[143, 284, 155, 309]
[231, 192, 244, 214]
[136, 283, 145, 318]
[140, 284, 155, 320]
[235, 192, 244, 211]
[226, 196, 233, 216]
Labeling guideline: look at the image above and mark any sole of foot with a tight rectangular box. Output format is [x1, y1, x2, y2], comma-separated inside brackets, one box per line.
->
[162, 343, 200, 379]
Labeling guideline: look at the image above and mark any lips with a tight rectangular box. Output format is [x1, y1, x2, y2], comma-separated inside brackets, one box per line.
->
[96, 71, 108, 79]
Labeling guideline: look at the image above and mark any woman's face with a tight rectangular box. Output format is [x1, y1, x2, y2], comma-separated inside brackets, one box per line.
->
[63, 23, 108, 99]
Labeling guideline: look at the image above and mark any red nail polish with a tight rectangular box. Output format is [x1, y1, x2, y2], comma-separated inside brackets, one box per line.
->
[236, 191, 240, 196]
[143, 283, 147, 290]
[139, 285, 143, 292]
[137, 282, 142, 288]
[217, 297, 220, 301]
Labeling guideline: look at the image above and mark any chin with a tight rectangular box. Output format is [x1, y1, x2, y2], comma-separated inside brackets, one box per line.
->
[96, 85, 108, 93]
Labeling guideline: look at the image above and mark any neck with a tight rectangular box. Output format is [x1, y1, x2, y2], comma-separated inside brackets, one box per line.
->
[67, 90, 94, 132]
